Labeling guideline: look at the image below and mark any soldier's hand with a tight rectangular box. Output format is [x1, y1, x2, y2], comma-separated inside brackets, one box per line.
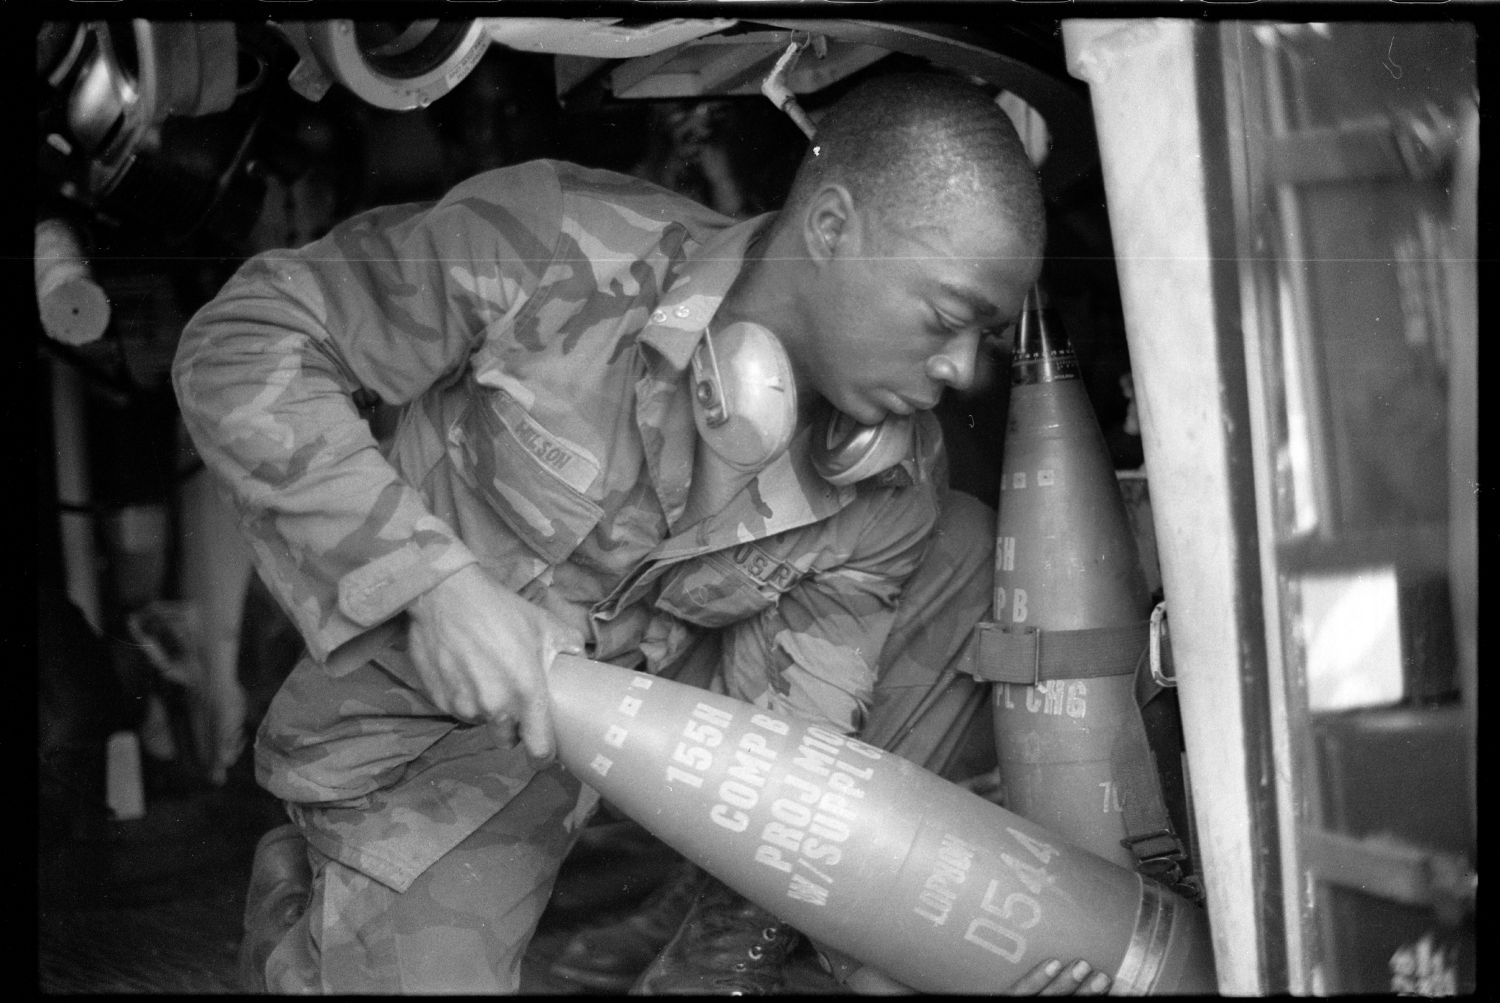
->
[407, 564, 585, 760]
[1008, 959, 1112, 995]
[843, 957, 1111, 995]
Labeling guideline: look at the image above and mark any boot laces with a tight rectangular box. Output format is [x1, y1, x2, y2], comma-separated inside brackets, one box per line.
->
[670, 883, 799, 990]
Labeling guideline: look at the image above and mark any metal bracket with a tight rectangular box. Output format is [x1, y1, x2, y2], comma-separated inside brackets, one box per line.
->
[760, 36, 818, 140]
[1120, 828, 1199, 902]
[1304, 829, 1477, 925]
[1149, 601, 1176, 688]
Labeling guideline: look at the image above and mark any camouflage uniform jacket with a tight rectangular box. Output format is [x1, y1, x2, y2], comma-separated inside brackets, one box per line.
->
[174, 160, 946, 891]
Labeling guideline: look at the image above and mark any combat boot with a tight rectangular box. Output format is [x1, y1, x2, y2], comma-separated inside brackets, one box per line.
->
[237, 823, 313, 993]
[629, 876, 802, 995]
[548, 859, 706, 992]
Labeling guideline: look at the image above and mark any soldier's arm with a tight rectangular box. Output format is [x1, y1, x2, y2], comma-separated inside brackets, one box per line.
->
[173, 164, 578, 749]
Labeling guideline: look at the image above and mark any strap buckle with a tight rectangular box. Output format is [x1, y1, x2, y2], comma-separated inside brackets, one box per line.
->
[1148, 602, 1176, 688]
[1120, 827, 1185, 862]
[1121, 828, 1200, 902]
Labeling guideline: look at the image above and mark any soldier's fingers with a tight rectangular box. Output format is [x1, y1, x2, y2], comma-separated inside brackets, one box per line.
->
[408, 634, 455, 715]
[435, 652, 486, 722]
[517, 681, 556, 762]
[1007, 959, 1062, 994]
[1078, 971, 1111, 996]
[551, 627, 585, 656]
[1037, 960, 1100, 996]
[487, 716, 520, 749]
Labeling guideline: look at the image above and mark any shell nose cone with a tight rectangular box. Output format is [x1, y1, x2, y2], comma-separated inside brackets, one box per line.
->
[1012, 283, 1081, 386]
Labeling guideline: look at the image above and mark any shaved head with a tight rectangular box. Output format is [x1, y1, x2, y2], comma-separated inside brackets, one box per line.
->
[784, 73, 1045, 253]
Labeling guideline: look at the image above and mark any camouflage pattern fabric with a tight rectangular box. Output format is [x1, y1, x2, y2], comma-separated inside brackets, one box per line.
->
[256, 493, 996, 993]
[173, 160, 950, 901]
[264, 760, 593, 993]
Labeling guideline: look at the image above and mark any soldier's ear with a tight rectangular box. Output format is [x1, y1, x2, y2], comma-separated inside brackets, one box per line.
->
[802, 184, 858, 264]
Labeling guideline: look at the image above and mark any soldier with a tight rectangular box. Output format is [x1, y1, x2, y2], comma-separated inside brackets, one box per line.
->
[174, 72, 1110, 995]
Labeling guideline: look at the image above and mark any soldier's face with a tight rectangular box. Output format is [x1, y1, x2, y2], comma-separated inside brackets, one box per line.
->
[803, 209, 1040, 426]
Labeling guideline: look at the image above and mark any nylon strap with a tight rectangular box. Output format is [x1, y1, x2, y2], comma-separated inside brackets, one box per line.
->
[1111, 699, 1190, 888]
[970, 620, 1150, 685]
[970, 617, 1196, 896]
[1107, 637, 1192, 891]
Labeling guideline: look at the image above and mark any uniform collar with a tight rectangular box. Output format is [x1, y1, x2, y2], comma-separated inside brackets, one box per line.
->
[637, 212, 776, 372]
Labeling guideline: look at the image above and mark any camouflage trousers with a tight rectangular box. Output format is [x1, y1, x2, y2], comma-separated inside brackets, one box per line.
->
[261, 491, 997, 993]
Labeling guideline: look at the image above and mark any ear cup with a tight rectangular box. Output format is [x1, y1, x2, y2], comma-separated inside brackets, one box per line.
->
[689, 322, 798, 471]
[682, 322, 799, 527]
[809, 406, 914, 486]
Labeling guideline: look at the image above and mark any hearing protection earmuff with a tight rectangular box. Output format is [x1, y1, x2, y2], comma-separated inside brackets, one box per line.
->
[808, 406, 915, 487]
[690, 321, 798, 472]
[689, 322, 914, 491]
